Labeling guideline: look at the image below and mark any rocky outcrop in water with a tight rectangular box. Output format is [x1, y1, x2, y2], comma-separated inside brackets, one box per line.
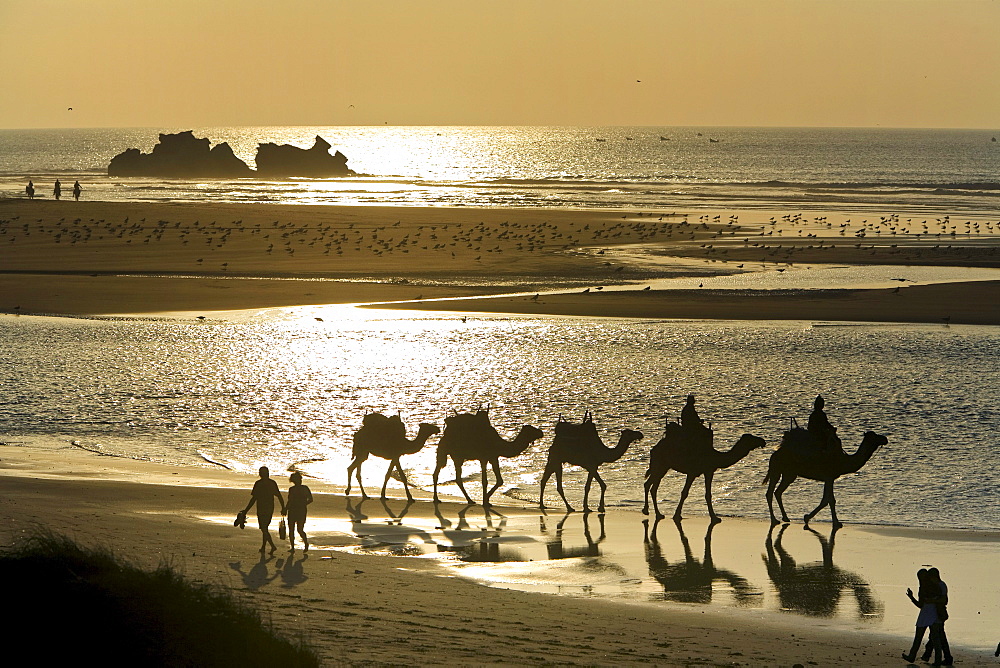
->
[108, 131, 354, 178]
[255, 136, 354, 177]
[107, 131, 253, 177]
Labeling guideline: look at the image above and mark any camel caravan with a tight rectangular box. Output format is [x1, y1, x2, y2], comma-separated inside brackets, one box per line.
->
[345, 395, 887, 528]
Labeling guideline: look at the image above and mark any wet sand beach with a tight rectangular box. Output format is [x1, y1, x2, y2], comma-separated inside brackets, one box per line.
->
[1, 200, 998, 323]
[3, 440, 1000, 666]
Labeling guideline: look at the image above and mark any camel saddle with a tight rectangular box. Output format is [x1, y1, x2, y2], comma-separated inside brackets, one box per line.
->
[359, 412, 406, 440]
[554, 412, 599, 444]
[664, 421, 713, 452]
[780, 427, 842, 460]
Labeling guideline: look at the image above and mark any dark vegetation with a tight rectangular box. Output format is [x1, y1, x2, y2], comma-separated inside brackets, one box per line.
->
[2, 532, 319, 667]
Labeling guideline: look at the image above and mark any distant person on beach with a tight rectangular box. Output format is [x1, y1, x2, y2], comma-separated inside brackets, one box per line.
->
[241, 466, 286, 554]
[807, 395, 840, 453]
[72, 180, 81, 201]
[286, 471, 313, 551]
[53, 179, 61, 200]
[26, 180, 34, 199]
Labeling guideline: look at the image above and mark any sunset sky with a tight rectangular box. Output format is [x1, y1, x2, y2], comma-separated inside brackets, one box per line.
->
[2, 0, 998, 129]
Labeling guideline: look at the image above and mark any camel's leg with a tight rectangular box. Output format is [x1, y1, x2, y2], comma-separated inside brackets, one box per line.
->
[703, 471, 721, 523]
[539, 462, 556, 509]
[773, 474, 796, 523]
[347, 453, 370, 498]
[583, 473, 594, 512]
[554, 466, 575, 512]
[485, 459, 504, 506]
[805, 480, 840, 528]
[432, 454, 445, 502]
[674, 474, 696, 521]
[642, 467, 663, 517]
[346, 458, 357, 496]
[452, 459, 474, 504]
[381, 458, 412, 501]
[765, 473, 779, 524]
[592, 470, 608, 513]
[828, 483, 842, 529]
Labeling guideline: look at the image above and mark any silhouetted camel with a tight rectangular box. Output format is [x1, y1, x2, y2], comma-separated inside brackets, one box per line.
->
[643, 517, 760, 605]
[538, 412, 644, 513]
[642, 423, 766, 522]
[763, 430, 887, 528]
[346, 413, 440, 501]
[432, 408, 544, 506]
[762, 523, 884, 619]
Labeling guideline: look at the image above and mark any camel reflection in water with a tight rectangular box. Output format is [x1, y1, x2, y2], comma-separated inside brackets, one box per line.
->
[643, 518, 761, 605]
[433, 502, 524, 562]
[541, 511, 605, 560]
[762, 524, 883, 620]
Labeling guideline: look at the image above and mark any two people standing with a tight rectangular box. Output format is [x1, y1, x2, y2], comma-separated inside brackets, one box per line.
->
[241, 466, 313, 554]
[903, 567, 953, 665]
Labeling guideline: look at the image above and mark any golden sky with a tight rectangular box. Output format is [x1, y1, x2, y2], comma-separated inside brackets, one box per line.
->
[2, 0, 998, 129]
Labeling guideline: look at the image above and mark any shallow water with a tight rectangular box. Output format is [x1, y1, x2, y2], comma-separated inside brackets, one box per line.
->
[3, 310, 998, 532]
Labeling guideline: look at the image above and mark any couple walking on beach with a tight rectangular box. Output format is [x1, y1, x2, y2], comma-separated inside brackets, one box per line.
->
[237, 467, 313, 554]
[903, 567, 953, 665]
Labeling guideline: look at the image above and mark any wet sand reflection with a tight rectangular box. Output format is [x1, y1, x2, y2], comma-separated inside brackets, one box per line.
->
[762, 523, 883, 620]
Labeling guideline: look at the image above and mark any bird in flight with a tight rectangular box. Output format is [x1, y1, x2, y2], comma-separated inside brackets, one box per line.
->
[67, 107, 73, 111]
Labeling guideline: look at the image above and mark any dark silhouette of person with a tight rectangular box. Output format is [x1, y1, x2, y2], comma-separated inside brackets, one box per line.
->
[242, 466, 286, 554]
[903, 568, 947, 664]
[72, 181, 82, 201]
[807, 395, 841, 453]
[680, 394, 704, 430]
[53, 179, 61, 200]
[286, 471, 313, 551]
[26, 180, 34, 199]
[919, 568, 953, 665]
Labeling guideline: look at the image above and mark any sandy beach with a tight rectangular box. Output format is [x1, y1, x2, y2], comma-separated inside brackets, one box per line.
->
[3, 440, 999, 666]
[1, 200, 998, 323]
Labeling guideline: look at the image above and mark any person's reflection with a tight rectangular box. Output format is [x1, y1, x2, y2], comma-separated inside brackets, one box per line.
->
[277, 552, 309, 588]
[229, 553, 279, 591]
[762, 523, 883, 619]
[644, 517, 760, 605]
[542, 511, 605, 559]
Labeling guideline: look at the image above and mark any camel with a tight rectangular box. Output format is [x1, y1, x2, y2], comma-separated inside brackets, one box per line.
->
[538, 412, 644, 513]
[432, 408, 544, 506]
[763, 429, 888, 528]
[642, 423, 766, 522]
[346, 413, 440, 501]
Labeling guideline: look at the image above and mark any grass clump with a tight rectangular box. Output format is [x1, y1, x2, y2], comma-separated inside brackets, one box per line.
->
[1, 531, 319, 667]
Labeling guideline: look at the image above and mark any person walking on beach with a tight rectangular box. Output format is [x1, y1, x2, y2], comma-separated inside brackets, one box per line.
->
[72, 180, 82, 201]
[920, 568, 953, 665]
[26, 180, 34, 199]
[902, 568, 948, 664]
[53, 179, 61, 200]
[286, 471, 313, 551]
[241, 466, 286, 554]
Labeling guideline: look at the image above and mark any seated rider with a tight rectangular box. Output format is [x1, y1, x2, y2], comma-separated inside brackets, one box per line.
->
[680, 394, 712, 449]
[681, 394, 704, 430]
[807, 395, 840, 452]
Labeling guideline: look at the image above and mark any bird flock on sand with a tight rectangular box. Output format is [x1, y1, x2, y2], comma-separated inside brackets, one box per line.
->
[1, 210, 997, 276]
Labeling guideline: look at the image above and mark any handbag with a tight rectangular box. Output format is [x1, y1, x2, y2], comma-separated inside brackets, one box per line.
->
[278, 518, 287, 540]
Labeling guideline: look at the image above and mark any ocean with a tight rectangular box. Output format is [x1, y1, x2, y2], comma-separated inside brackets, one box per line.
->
[1, 126, 999, 213]
[3, 310, 998, 532]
